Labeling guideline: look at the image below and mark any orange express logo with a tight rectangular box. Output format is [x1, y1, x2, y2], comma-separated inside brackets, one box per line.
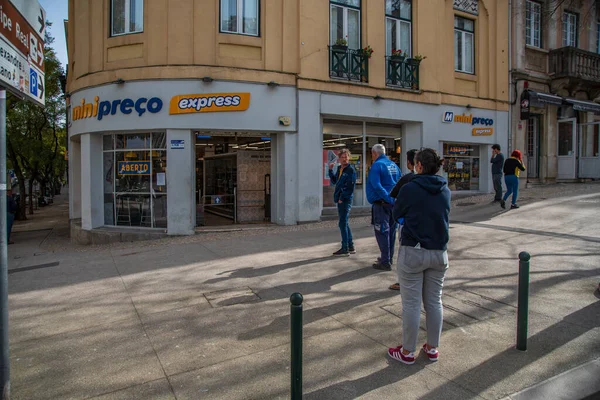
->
[169, 93, 250, 115]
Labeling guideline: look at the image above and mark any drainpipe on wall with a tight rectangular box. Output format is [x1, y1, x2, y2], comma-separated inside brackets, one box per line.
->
[508, 0, 513, 154]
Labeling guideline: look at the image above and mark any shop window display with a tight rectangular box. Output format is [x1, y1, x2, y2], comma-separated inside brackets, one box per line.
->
[323, 134, 364, 207]
[322, 130, 402, 208]
[442, 143, 480, 191]
[103, 132, 167, 228]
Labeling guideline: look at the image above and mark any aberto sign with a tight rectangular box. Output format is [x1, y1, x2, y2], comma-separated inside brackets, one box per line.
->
[0, 0, 46, 106]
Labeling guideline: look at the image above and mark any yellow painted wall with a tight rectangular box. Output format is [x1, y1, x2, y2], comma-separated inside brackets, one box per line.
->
[67, 0, 508, 111]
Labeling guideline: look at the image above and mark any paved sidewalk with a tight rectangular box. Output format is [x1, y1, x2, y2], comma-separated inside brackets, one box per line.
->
[6, 183, 600, 399]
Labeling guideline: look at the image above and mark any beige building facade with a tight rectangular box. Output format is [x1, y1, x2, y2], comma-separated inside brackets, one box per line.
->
[66, 0, 510, 239]
[510, 0, 600, 184]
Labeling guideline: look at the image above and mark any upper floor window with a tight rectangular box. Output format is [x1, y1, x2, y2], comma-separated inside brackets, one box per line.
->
[454, 16, 475, 74]
[385, 0, 411, 57]
[562, 11, 577, 47]
[111, 0, 143, 36]
[221, 0, 259, 36]
[525, 1, 541, 48]
[597, 22, 600, 53]
[330, 0, 361, 50]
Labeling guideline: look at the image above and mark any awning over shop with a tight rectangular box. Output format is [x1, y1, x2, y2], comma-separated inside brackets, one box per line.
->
[529, 90, 563, 106]
[565, 98, 600, 113]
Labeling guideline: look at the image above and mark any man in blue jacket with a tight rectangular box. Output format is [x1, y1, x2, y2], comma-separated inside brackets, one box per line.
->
[367, 144, 400, 270]
[329, 148, 357, 257]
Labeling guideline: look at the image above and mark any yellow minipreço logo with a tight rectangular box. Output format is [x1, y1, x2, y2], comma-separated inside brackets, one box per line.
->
[169, 93, 251, 115]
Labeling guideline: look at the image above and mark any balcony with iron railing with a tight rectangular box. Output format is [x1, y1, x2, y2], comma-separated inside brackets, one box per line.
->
[386, 56, 420, 90]
[328, 46, 369, 83]
[549, 46, 600, 84]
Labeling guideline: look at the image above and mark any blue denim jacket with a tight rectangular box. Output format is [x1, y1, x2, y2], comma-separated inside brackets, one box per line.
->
[329, 165, 357, 203]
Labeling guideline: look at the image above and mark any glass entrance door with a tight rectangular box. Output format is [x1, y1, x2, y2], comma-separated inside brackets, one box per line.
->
[557, 119, 577, 180]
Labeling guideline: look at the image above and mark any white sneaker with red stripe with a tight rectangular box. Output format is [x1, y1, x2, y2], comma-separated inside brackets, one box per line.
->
[422, 344, 439, 362]
[387, 345, 415, 365]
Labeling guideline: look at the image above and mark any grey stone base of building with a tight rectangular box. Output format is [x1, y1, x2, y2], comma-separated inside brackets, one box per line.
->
[70, 219, 169, 245]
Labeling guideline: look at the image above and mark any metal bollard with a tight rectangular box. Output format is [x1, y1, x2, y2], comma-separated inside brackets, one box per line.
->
[290, 293, 303, 400]
[516, 252, 531, 351]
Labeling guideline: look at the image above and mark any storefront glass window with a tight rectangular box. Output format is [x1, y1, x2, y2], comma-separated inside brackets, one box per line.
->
[103, 152, 115, 225]
[322, 121, 402, 209]
[442, 143, 480, 191]
[581, 124, 600, 157]
[103, 132, 167, 228]
[323, 134, 364, 207]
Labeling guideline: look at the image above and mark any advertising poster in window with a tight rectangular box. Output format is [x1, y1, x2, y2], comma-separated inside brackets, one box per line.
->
[322, 150, 362, 186]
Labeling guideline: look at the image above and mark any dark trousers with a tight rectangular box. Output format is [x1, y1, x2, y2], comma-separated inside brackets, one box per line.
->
[373, 203, 397, 264]
[7, 212, 14, 242]
[337, 201, 353, 250]
[492, 173, 503, 201]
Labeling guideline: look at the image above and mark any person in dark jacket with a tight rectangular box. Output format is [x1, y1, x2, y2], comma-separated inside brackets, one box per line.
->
[329, 148, 357, 257]
[388, 148, 450, 365]
[388, 148, 418, 291]
[490, 144, 504, 203]
[367, 144, 401, 270]
[501, 150, 526, 209]
[7, 189, 17, 245]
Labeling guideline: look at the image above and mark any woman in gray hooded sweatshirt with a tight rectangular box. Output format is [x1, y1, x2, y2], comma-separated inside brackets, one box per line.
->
[388, 148, 451, 365]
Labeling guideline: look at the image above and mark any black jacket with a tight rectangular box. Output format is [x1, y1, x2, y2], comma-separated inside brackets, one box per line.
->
[491, 153, 505, 175]
[390, 172, 415, 199]
[503, 158, 526, 176]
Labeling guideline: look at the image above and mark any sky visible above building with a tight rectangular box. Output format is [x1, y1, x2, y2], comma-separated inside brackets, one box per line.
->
[40, 0, 68, 69]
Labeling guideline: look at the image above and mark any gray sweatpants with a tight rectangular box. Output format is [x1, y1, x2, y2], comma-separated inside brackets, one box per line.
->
[397, 245, 449, 353]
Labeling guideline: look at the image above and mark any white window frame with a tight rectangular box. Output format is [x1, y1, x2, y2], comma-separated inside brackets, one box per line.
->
[111, 0, 144, 37]
[562, 11, 577, 47]
[385, 0, 412, 57]
[385, 18, 411, 56]
[220, 0, 260, 37]
[329, 1, 361, 49]
[454, 16, 475, 74]
[525, 0, 541, 48]
[597, 21, 600, 54]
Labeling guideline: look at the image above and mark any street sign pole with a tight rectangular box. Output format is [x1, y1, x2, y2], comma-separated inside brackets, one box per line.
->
[0, 87, 9, 399]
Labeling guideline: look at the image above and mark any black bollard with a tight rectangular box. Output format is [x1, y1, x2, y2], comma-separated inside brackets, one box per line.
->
[516, 252, 531, 351]
[290, 293, 303, 400]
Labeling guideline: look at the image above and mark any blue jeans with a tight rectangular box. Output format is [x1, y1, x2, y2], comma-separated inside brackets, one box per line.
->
[373, 203, 397, 264]
[7, 212, 14, 242]
[503, 175, 519, 205]
[337, 201, 353, 250]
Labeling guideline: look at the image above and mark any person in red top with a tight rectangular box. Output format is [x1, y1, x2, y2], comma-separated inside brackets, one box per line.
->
[501, 150, 526, 209]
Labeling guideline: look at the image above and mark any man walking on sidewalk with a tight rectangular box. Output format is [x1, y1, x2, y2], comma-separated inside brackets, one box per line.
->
[367, 144, 400, 270]
[491, 144, 504, 203]
[329, 149, 357, 257]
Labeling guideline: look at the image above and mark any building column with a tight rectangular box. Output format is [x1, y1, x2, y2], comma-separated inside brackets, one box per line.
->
[166, 129, 195, 235]
[402, 122, 423, 174]
[545, 107, 558, 181]
[297, 91, 321, 222]
[271, 132, 298, 225]
[80, 134, 103, 230]
[69, 138, 82, 221]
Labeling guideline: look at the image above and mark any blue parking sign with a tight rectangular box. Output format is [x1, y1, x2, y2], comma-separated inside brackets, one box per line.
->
[30, 69, 38, 97]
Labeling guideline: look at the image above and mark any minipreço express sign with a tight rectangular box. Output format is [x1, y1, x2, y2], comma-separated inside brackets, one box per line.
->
[169, 93, 251, 115]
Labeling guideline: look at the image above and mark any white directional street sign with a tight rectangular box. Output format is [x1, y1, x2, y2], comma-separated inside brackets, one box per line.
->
[0, 0, 46, 106]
